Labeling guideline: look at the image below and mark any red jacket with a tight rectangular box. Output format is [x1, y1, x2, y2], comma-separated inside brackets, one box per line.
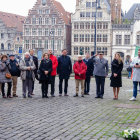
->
[49, 54, 58, 76]
[73, 61, 87, 80]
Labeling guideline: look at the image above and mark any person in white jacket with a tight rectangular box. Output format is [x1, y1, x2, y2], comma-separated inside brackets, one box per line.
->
[129, 49, 140, 101]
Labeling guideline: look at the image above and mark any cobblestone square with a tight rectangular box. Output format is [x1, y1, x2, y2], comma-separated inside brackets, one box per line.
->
[0, 77, 140, 140]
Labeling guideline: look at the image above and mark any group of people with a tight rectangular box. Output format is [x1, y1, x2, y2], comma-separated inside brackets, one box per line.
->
[0, 49, 140, 101]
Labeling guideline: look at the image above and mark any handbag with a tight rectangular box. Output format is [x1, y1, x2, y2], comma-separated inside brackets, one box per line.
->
[5, 73, 12, 79]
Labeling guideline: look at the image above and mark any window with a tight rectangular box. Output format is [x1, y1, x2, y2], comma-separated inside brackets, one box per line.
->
[103, 23, 108, 29]
[97, 22, 102, 29]
[39, 10, 42, 15]
[97, 34, 102, 42]
[17, 37, 20, 41]
[25, 40, 29, 49]
[1, 43, 4, 50]
[124, 35, 130, 45]
[8, 43, 11, 50]
[92, 2, 96, 7]
[137, 35, 140, 45]
[38, 28, 42, 36]
[42, 0, 46, 6]
[79, 47, 84, 55]
[32, 18, 36, 24]
[85, 47, 90, 54]
[80, 34, 84, 42]
[45, 18, 49, 25]
[45, 40, 49, 49]
[50, 28, 55, 36]
[51, 40, 55, 50]
[32, 28, 37, 36]
[45, 28, 49, 36]
[74, 47, 78, 55]
[74, 34, 78, 42]
[85, 22, 90, 29]
[45, 9, 50, 14]
[58, 28, 62, 36]
[86, 12, 90, 17]
[91, 23, 94, 29]
[98, 12, 102, 18]
[8, 33, 11, 38]
[116, 35, 122, 45]
[80, 22, 84, 29]
[39, 17, 42, 25]
[1, 33, 4, 39]
[97, 47, 101, 54]
[91, 34, 94, 42]
[80, 12, 85, 17]
[32, 40, 36, 49]
[86, 2, 91, 8]
[85, 34, 90, 42]
[38, 40, 42, 48]
[103, 34, 108, 42]
[92, 12, 96, 17]
[57, 40, 61, 50]
[25, 28, 30, 36]
[103, 47, 108, 55]
[52, 17, 56, 25]
[74, 23, 79, 29]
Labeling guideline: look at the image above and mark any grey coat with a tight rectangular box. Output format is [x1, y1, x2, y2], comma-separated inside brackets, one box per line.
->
[93, 58, 109, 77]
[19, 59, 36, 81]
[0, 61, 12, 83]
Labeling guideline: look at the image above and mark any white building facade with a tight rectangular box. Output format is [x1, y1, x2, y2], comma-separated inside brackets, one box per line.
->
[71, 0, 112, 62]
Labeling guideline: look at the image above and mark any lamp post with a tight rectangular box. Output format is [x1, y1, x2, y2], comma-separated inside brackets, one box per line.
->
[94, 0, 101, 54]
[50, 31, 55, 54]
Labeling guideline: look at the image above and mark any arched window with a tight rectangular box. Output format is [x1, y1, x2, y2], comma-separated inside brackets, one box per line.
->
[8, 43, 11, 50]
[42, 0, 46, 6]
[1, 43, 4, 50]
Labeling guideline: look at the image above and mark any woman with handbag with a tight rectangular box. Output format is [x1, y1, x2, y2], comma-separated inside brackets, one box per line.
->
[110, 53, 123, 100]
[0, 55, 12, 98]
[39, 53, 52, 98]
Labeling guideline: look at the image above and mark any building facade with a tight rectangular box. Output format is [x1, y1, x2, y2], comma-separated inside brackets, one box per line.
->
[0, 11, 25, 55]
[23, 0, 71, 58]
[71, 0, 112, 62]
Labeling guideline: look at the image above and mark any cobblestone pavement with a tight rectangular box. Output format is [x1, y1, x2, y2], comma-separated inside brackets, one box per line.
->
[0, 77, 140, 140]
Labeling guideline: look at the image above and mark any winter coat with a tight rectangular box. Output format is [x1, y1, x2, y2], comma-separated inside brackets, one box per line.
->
[0, 60, 12, 83]
[9, 59, 21, 77]
[19, 58, 36, 81]
[31, 55, 38, 78]
[57, 55, 72, 79]
[39, 59, 52, 82]
[49, 54, 58, 76]
[83, 58, 94, 78]
[73, 60, 87, 80]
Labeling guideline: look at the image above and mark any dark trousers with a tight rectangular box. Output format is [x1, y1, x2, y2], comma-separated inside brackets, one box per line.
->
[84, 77, 91, 94]
[51, 76, 55, 95]
[59, 79, 68, 94]
[133, 81, 140, 98]
[1, 82, 12, 97]
[32, 81, 34, 93]
[41, 81, 49, 97]
[95, 75, 105, 97]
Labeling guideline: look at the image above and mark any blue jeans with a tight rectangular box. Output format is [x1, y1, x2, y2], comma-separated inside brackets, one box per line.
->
[128, 72, 131, 78]
[133, 81, 140, 98]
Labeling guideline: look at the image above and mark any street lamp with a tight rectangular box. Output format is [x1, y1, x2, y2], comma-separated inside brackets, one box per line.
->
[94, 0, 101, 54]
[50, 31, 55, 54]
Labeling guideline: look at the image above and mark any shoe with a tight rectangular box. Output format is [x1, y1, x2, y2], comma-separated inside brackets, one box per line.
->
[85, 93, 90, 95]
[59, 94, 62, 97]
[28, 95, 32, 98]
[7, 95, 13, 98]
[95, 96, 100, 98]
[129, 97, 136, 101]
[13, 94, 18, 97]
[3, 96, 6, 98]
[64, 94, 69, 96]
[73, 94, 78, 97]
[51, 95, 55, 97]
[31, 93, 34, 95]
[45, 96, 49, 98]
[100, 95, 103, 99]
[81, 95, 84, 97]
[23, 95, 26, 98]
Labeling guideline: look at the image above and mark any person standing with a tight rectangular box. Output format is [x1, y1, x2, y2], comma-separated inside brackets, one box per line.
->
[48, 49, 58, 97]
[110, 53, 123, 100]
[20, 52, 36, 98]
[57, 49, 72, 96]
[39, 53, 52, 98]
[93, 52, 109, 99]
[0, 55, 12, 98]
[129, 49, 140, 101]
[73, 55, 87, 97]
[83, 53, 94, 95]
[127, 66, 132, 79]
[29, 49, 38, 95]
[9, 54, 21, 97]
[0, 53, 2, 95]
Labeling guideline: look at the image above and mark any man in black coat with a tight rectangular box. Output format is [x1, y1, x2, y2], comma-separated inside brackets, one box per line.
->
[83, 53, 94, 95]
[29, 49, 38, 95]
[57, 49, 72, 96]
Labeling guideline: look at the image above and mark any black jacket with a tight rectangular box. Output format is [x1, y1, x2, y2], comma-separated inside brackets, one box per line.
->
[83, 58, 94, 77]
[9, 59, 21, 77]
[31, 55, 38, 78]
[57, 55, 72, 79]
[39, 59, 52, 82]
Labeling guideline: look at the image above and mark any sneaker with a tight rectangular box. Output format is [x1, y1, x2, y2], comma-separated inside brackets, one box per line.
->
[73, 94, 78, 97]
[81, 95, 84, 97]
[129, 97, 136, 101]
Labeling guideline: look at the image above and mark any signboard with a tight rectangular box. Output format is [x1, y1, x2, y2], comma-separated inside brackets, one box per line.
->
[134, 46, 140, 57]
[37, 50, 43, 60]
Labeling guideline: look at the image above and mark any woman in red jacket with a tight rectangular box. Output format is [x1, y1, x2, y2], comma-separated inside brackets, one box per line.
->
[73, 55, 87, 97]
[48, 50, 58, 97]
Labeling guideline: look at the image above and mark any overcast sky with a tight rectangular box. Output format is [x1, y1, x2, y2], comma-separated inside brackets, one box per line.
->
[0, 0, 139, 16]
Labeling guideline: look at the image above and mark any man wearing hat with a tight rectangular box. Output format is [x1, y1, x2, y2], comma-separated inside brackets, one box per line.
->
[9, 54, 21, 97]
[93, 51, 109, 99]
